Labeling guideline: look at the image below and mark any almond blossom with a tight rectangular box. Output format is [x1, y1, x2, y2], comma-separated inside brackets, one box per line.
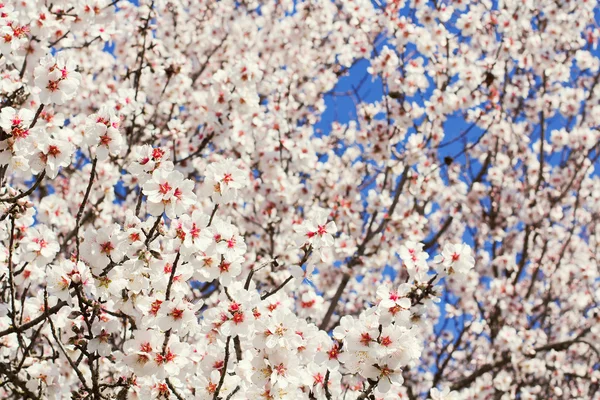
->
[143, 168, 197, 219]
[203, 158, 249, 204]
[33, 55, 81, 105]
[0, 1, 596, 399]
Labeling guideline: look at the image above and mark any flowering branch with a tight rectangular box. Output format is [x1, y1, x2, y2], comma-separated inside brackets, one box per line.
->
[0, 1, 596, 399]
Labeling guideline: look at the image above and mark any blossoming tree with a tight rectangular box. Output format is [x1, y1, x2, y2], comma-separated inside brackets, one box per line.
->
[0, 0, 599, 399]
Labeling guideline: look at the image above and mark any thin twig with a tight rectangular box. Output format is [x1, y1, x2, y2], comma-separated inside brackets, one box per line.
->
[74, 158, 98, 260]
[213, 336, 231, 400]
[0, 171, 46, 204]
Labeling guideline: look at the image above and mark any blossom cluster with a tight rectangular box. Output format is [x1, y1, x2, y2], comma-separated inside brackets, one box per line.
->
[0, 0, 598, 399]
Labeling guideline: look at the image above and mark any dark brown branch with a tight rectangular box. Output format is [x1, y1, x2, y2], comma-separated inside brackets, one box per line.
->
[320, 167, 410, 330]
[0, 362, 40, 399]
[0, 301, 67, 338]
[451, 328, 594, 391]
[208, 204, 219, 227]
[261, 275, 293, 300]
[175, 132, 215, 165]
[0, 171, 46, 204]
[213, 336, 231, 400]
[423, 216, 453, 250]
[74, 158, 98, 260]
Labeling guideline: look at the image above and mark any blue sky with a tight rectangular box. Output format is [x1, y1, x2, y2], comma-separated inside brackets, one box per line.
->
[110, 0, 600, 351]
